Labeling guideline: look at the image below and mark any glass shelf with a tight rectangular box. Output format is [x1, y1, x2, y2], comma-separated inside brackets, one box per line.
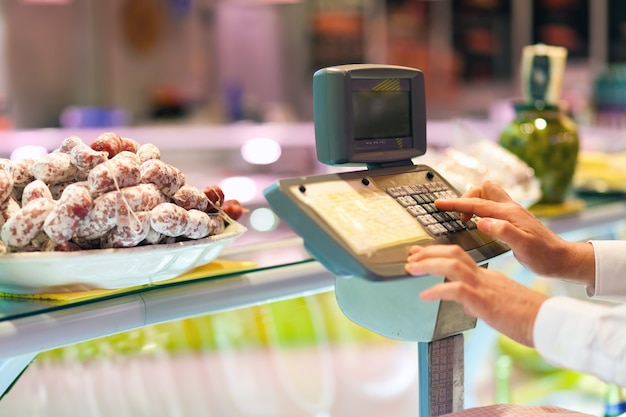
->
[0, 195, 625, 399]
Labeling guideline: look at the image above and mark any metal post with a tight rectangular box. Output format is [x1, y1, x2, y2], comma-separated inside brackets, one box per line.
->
[418, 334, 465, 417]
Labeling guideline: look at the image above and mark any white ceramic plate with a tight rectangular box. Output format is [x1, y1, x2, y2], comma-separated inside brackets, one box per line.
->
[0, 221, 247, 294]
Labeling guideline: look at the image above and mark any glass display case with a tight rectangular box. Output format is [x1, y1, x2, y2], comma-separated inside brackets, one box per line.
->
[0, 121, 625, 416]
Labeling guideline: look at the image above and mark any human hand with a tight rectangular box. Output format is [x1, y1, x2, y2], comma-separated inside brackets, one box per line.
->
[435, 181, 595, 284]
[405, 244, 548, 347]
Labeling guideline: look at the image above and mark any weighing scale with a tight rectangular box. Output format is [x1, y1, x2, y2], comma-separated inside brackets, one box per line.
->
[264, 64, 510, 416]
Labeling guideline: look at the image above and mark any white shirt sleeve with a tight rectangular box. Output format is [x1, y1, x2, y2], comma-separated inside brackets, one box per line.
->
[534, 296, 626, 386]
[533, 240, 626, 385]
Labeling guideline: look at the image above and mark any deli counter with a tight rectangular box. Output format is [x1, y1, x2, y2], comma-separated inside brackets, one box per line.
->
[0, 121, 625, 416]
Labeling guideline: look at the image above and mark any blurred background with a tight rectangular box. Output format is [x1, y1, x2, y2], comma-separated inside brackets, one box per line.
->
[2, 1, 626, 416]
[0, 0, 624, 130]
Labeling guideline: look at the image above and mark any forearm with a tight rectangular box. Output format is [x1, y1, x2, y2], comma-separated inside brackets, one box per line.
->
[548, 240, 596, 286]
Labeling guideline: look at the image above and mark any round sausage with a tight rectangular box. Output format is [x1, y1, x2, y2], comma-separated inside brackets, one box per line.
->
[137, 143, 161, 163]
[102, 211, 151, 248]
[183, 209, 212, 239]
[21, 179, 52, 206]
[9, 158, 35, 187]
[149, 202, 189, 237]
[70, 143, 108, 172]
[90, 131, 123, 158]
[0, 197, 19, 229]
[121, 137, 140, 153]
[140, 159, 185, 197]
[0, 169, 14, 204]
[172, 184, 209, 211]
[207, 214, 225, 236]
[58, 135, 84, 153]
[32, 152, 78, 184]
[142, 227, 164, 245]
[1, 197, 56, 247]
[43, 183, 94, 243]
[74, 191, 118, 239]
[118, 183, 166, 212]
[87, 152, 141, 194]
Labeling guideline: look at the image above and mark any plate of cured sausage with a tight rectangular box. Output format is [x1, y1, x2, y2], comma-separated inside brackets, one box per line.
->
[0, 220, 247, 294]
[0, 132, 248, 294]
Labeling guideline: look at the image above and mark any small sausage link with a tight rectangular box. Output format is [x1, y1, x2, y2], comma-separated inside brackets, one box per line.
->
[207, 214, 225, 236]
[48, 181, 79, 200]
[0, 158, 11, 173]
[150, 202, 189, 237]
[0, 169, 14, 204]
[43, 183, 94, 243]
[1, 197, 56, 247]
[119, 183, 166, 212]
[172, 184, 209, 211]
[121, 137, 141, 153]
[0, 197, 20, 229]
[183, 209, 212, 239]
[140, 159, 185, 197]
[21, 179, 52, 206]
[74, 191, 118, 239]
[87, 152, 141, 194]
[70, 143, 108, 172]
[136, 143, 161, 163]
[32, 152, 78, 184]
[90, 131, 123, 158]
[41, 239, 83, 252]
[58, 135, 85, 153]
[102, 211, 151, 248]
[9, 158, 36, 187]
[142, 227, 164, 245]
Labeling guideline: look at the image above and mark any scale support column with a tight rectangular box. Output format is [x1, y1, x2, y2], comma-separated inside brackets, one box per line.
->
[418, 334, 465, 416]
[334, 275, 476, 417]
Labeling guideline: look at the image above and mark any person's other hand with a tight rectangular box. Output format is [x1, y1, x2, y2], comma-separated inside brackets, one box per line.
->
[435, 181, 594, 284]
[405, 244, 548, 347]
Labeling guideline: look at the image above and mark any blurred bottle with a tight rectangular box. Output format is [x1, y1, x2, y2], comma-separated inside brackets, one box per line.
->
[603, 383, 626, 417]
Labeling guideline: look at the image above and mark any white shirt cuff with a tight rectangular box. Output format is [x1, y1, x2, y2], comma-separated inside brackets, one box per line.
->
[587, 240, 626, 302]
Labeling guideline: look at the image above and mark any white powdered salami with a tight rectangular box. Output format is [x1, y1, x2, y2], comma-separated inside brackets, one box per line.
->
[87, 152, 141, 194]
[58, 135, 84, 153]
[172, 184, 209, 211]
[102, 211, 151, 248]
[0, 169, 14, 204]
[140, 159, 185, 197]
[183, 209, 212, 239]
[150, 202, 189, 237]
[136, 143, 161, 163]
[74, 191, 118, 239]
[1, 198, 56, 247]
[21, 179, 52, 206]
[43, 183, 93, 243]
[70, 143, 108, 172]
[9, 158, 35, 187]
[32, 152, 78, 184]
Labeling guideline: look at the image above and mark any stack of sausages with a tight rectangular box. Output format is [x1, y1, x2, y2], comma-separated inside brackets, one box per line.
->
[0, 132, 238, 253]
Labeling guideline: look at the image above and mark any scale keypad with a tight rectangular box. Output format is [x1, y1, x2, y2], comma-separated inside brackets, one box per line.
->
[387, 182, 477, 237]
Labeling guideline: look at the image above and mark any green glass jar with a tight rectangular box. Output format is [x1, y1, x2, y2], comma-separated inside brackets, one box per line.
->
[499, 102, 580, 205]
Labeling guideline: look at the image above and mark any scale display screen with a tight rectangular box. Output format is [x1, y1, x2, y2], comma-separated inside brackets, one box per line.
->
[313, 64, 426, 167]
[353, 87, 411, 139]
